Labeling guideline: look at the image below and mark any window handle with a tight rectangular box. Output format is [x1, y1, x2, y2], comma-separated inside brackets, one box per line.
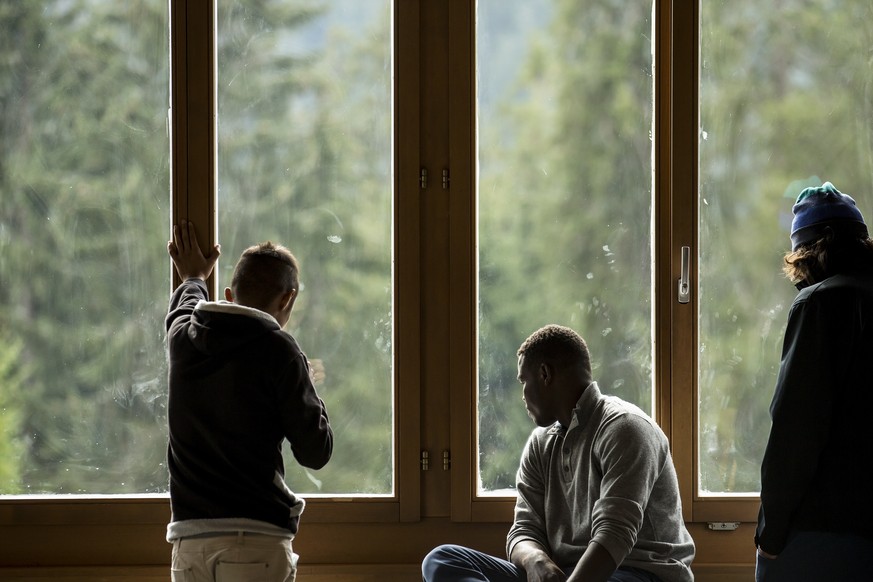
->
[678, 246, 691, 304]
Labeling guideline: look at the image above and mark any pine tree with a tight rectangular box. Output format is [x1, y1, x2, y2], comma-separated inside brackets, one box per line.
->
[477, 0, 655, 490]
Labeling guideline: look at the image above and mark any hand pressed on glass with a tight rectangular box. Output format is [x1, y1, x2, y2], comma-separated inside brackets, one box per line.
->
[167, 220, 221, 282]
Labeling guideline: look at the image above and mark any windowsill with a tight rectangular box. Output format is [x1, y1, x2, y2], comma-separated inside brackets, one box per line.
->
[0, 495, 408, 526]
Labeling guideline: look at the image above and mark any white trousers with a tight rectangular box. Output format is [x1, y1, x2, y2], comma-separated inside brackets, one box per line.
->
[171, 532, 298, 582]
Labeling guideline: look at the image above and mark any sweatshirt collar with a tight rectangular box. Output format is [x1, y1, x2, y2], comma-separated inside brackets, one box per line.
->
[195, 300, 280, 328]
[547, 381, 602, 435]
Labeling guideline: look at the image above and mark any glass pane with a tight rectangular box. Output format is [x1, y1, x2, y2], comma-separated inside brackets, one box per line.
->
[0, 2, 170, 494]
[216, 1, 393, 495]
[477, 0, 655, 493]
[698, 0, 872, 494]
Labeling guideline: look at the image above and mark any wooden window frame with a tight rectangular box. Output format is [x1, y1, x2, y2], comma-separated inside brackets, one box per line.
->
[0, 1, 759, 576]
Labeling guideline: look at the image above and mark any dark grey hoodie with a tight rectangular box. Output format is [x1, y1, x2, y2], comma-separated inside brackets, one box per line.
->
[165, 278, 332, 539]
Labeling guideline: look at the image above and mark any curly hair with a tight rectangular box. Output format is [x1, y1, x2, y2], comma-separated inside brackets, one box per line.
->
[783, 233, 873, 286]
[517, 324, 591, 375]
[230, 241, 300, 310]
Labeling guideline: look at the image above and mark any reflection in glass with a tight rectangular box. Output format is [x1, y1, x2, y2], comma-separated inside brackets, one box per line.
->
[216, 1, 393, 495]
[0, 2, 170, 494]
[477, 0, 655, 493]
[698, 0, 873, 494]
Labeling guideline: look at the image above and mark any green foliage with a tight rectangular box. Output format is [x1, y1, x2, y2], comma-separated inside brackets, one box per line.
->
[697, 0, 873, 492]
[0, 335, 28, 493]
[478, 0, 873, 494]
[1, 0, 171, 493]
[1, 0, 394, 496]
[477, 0, 655, 490]
[3, 0, 873, 499]
[215, 0, 393, 494]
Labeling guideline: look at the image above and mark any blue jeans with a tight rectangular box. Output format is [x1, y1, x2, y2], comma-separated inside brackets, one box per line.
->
[755, 530, 873, 582]
[422, 544, 661, 582]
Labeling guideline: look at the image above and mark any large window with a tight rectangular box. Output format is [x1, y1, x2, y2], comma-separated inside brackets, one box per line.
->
[215, 0, 394, 495]
[5, 1, 873, 575]
[0, 0, 396, 499]
[476, 0, 655, 494]
[0, 1, 170, 494]
[697, 0, 873, 495]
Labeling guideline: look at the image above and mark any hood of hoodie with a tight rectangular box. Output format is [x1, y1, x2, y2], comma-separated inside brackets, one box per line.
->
[188, 300, 281, 356]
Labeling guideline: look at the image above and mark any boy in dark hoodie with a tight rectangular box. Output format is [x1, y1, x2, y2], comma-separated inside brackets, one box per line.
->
[165, 220, 332, 582]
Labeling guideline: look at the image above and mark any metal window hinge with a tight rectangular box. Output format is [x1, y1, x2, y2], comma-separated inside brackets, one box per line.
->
[420, 450, 429, 471]
[707, 522, 740, 531]
[442, 168, 450, 190]
[442, 450, 451, 471]
[420, 168, 428, 190]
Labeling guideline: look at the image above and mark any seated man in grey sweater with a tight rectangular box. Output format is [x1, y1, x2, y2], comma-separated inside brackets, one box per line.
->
[423, 324, 695, 582]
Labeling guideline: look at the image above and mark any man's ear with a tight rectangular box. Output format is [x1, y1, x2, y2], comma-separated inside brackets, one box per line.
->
[224, 287, 234, 302]
[540, 362, 553, 385]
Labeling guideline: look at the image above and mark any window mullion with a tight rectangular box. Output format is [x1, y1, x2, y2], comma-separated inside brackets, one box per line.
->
[418, 0, 453, 518]
[170, 0, 216, 297]
[447, 0, 476, 523]
[667, 0, 697, 523]
[395, 0, 424, 523]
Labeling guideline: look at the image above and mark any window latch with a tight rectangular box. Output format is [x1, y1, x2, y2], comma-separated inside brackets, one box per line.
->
[678, 245, 691, 304]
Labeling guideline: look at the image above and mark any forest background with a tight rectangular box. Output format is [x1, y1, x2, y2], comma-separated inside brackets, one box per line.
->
[2, 0, 872, 496]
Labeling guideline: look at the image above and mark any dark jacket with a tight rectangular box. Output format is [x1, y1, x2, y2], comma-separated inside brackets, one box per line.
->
[755, 272, 873, 554]
[165, 278, 332, 534]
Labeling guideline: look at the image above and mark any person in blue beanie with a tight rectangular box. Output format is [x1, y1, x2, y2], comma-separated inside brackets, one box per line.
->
[755, 182, 873, 581]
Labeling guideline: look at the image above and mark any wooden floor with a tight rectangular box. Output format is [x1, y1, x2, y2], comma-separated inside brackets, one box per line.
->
[0, 564, 754, 581]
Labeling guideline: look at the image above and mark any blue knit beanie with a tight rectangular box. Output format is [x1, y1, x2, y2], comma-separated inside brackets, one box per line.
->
[790, 182, 867, 250]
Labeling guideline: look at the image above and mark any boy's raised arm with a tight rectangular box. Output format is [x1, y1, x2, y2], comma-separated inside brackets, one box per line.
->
[167, 220, 221, 282]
